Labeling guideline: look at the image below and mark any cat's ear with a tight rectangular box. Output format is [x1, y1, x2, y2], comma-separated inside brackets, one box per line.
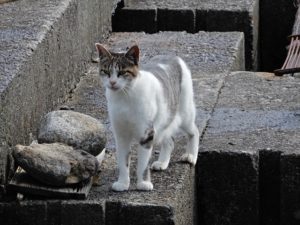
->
[95, 43, 112, 60]
[125, 45, 139, 65]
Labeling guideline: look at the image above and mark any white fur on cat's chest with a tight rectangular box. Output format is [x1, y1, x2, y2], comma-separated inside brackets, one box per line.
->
[107, 88, 158, 138]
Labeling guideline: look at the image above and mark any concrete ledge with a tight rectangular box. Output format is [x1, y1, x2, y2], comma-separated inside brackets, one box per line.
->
[0, 0, 119, 186]
[198, 150, 259, 225]
[60, 200, 104, 225]
[105, 32, 244, 74]
[259, 150, 280, 225]
[280, 151, 300, 225]
[198, 71, 300, 225]
[112, 0, 257, 69]
[0, 200, 104, 225]
[68, 31, 244, 225]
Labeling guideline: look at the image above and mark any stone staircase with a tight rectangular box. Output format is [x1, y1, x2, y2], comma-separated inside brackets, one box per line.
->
[112, 0, 258, 70]
[1, 0, 300, 225]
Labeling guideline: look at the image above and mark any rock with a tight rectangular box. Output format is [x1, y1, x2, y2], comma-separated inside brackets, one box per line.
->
[13, 143, 100, 186]
[38, 111, 106, 156]
[0, 0, 16, 4]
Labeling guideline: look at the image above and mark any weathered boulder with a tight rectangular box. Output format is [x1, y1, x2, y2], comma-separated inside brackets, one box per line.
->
[0, 0, 16, 4]
[38, 111, 106, 156]
[13, 143, 100, 186]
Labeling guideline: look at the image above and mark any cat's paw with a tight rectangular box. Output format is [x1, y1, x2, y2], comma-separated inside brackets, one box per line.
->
[151, 161, 168, 171]
[112, 181, 129, 192]
[180, 153, 197, 166]
[137, 181, 153, 191]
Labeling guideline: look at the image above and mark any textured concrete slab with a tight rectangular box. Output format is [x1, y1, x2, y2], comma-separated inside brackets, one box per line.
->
[0, 0, 119, 188]
[199, 71, 300, 225]
[104, 32, 244, 74]
[113, 0, 257, 69]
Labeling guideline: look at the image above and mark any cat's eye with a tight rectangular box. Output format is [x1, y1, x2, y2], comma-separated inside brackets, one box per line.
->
[118, 71, 127, 77]
[101, 70, 110, 77]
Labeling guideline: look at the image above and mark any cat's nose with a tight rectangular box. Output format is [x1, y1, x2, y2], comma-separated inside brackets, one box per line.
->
[110, 80, 117, 86]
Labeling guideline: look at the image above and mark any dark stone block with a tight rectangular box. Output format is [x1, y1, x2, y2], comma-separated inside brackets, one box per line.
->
[0, 202, 17, 225]
[196, 9, 253, 70]
[16, 201, 47, 225]
[259, 0, 296, 71]
[197, 150, 259, 225]
[0, 145, 8, 186]
[259, 150, 281, 225]
[46, 200, 62, 225]
[280, 152, 300, 225]
[105, 201, 174, 225]
[0, 144, 14, 190]
[112, 8, 157, 33]
[157, 9, 195, 33]
[61, 201, 104, 225]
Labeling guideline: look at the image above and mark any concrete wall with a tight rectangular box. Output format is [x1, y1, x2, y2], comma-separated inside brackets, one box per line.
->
[0, 0, 120, 192]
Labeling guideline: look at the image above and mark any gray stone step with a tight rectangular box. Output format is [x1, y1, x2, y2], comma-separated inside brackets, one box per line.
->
[0, 0, 119, 193]
[198, 71, 300, 225]
[62, 31, 244, 225]
[0, 31, 244, 224]
[112, 0, 258, 70]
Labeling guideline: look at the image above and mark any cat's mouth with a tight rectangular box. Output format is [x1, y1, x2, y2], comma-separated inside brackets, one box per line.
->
[109, 86, 120, 91]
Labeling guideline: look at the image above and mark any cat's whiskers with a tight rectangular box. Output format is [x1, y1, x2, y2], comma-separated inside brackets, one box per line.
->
[121, 86, 130, 98]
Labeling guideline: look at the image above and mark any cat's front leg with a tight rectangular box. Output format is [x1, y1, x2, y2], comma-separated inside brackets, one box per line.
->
[112, 138, 131, 192]
[137, 127, 154, 191]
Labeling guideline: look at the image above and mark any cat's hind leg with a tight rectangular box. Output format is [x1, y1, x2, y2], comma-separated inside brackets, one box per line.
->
[151, 137, 174, 171]
[180, 122, 199, 166]
[137, 127, 154, 191]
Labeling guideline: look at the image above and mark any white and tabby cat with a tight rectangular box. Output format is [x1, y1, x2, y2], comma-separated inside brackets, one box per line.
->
[95, 43, 199, 191]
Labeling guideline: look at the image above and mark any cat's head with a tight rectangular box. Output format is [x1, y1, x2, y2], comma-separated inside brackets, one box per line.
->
[95, 44, 139, 92]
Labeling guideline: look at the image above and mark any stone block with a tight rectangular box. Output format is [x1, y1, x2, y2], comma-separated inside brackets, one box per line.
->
[61, 200, 104, 225]
[105, 201, 174, 225]
[0, 202, 17, 225]
[200, 71, 300, 225]
[0, 145, 9, 185]
[157, 9, 195, 33]
[259, 150, 280, 225]
[17, 201, 47, 225]
[46, 200, 62, 225]
[196, 9, 257, 70]
[280, 151, 300, 225]
[197, 150, 259, 225]
[112, 8, 157, 33]
[260, 0, 296, 71]
[112, 0, 256, 69]
[106, 32, 244, 74]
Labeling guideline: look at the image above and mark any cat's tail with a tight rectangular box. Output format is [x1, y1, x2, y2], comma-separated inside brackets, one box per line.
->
[177, 57, 196, 126]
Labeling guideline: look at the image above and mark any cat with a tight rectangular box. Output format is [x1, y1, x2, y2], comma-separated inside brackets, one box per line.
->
[95, 43, 199, 191]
